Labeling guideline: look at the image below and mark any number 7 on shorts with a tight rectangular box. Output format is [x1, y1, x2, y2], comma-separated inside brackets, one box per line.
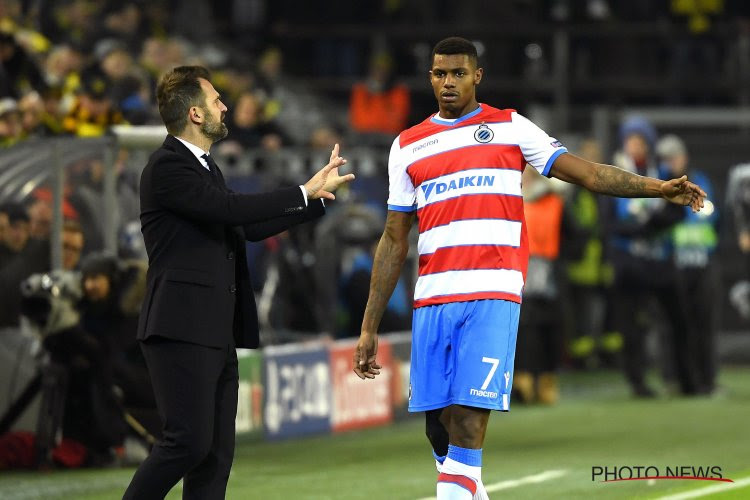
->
[481, 357, 499, 390]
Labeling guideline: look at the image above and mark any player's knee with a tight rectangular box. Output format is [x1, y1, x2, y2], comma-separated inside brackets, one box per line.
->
[449, 409, 489, 448]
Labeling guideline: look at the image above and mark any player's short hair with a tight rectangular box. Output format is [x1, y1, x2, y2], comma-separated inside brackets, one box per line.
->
[156, 66, 211, 135]
[431, 37, 478, 66]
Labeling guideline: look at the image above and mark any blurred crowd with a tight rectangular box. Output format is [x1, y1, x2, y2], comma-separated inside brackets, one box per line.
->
[2, 0, 750, 469]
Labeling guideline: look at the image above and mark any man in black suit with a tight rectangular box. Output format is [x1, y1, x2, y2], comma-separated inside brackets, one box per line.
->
[123, 66, 353, 499]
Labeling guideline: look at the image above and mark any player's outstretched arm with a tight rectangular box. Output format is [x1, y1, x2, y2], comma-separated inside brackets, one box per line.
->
[549, 152, 706, 212]
[354, 210, 414, 380]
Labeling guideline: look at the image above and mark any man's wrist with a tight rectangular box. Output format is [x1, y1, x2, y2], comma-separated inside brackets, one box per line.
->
[299, 185, 309, 206]
[654, 178, 668, 198]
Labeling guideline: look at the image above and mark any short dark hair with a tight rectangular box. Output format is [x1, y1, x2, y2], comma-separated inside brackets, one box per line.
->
[156, 66, 211, 135]
[81, 252, 119, 279]
[0, 201, 29, 224]
[431, 37, 478, 66]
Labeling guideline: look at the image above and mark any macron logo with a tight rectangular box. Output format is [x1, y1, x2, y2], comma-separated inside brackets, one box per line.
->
[470, 388, 499, 399]
[412, 139, 438, 154]
[421, 175, 496, 201]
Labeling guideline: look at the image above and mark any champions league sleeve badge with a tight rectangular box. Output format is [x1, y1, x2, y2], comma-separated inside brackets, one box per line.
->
[474, 123, 494, 143]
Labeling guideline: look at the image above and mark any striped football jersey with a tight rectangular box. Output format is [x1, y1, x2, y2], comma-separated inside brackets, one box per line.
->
[387, 104, 567, 308]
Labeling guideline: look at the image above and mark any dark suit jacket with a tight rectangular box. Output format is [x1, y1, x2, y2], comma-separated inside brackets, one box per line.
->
[137, 135, 324, 348]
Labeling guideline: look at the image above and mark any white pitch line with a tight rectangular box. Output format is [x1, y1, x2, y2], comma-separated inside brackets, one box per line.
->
[417, 469, 568, 500]
[656, 476, 750, 500]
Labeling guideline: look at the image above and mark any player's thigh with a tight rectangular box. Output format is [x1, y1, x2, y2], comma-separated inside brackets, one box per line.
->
[409, 303, 463, 411]
[452, 300, 520, 411]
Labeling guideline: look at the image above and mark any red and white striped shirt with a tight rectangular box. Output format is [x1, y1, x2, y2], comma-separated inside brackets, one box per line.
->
[387, 104, 567, 308]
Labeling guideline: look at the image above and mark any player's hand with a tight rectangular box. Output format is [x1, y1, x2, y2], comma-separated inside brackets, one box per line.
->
[661, 175, 707, 212]
[304, 143, 354, 200]
[353, 331, 381, 380]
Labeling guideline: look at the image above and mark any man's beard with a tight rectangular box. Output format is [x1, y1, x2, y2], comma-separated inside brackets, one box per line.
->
[200, 108, 228, 141]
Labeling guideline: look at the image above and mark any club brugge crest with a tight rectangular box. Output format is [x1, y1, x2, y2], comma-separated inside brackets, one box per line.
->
[474, 123, 494, 143]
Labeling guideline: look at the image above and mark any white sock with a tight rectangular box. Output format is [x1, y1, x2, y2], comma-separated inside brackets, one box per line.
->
[436, 481, 473, 500]
[473, 479, 489, 500]
[437, 457, 481, 499]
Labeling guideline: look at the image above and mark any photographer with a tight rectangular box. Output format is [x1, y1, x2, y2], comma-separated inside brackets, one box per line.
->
[78, 253, 154, 410]
[19, 270, 127, 465]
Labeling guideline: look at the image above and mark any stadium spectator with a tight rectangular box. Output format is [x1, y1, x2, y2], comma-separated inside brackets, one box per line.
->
[514, 168, 568, 405]
[18, 90, 56, 138]
[727, 163, 750, 266]
[95, 40, 136, 82]
[329, 203, 412, 337]
[0, 201, 30, 271]
[42, 43, 84, 94]
[15, 267, 130, 468]
[36, 0, 102, 48]
[668, 0, 725, 103]
[27, 189, 80, 240]
[608, 117, 694, 397]
[61, 67, 125, 137]
[657, 134, 720, 395]
[340, 247, 412, 338]
[0, 218, 85, 328]
[27, 196, 52, 239]
[726, 163, 750, 319]
[562, 139, 617, 369]
[216, 90, 286, 159]
[61, 218, 85, 271]
[67, 155, 140, 254]
[96, 3, 149, 54]
[349, 50, 411, 143]
[93, 40, 153, 125]
[255, 46, 331, 146]
[109, 74, 153, 125]
[139, 37, 187, 84]
[0, 96, 22, 146]
[0, 31, 46, 98]
[309, 124, 344, 151]
[78, 253, 154, 410]
[353, 37, 705, 500]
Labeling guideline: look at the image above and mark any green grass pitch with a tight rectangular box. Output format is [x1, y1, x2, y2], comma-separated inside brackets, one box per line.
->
[1, 367, 748, 499]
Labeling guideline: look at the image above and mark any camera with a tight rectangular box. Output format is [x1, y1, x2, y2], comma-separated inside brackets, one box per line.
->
[20, 270, 82, 337]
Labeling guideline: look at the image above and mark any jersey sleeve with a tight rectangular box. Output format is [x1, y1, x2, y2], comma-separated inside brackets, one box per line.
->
[512, 112, 568, 177]
[386, 136, 416, 212]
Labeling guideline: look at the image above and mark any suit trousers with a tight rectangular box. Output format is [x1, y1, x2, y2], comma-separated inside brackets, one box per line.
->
[123, 336, 238, 500]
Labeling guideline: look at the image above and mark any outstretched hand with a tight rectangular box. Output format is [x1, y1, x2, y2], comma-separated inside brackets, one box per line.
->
[304, 144, 355, 200]
[353, 331, 381, 380]
[661, 175, 707, 212]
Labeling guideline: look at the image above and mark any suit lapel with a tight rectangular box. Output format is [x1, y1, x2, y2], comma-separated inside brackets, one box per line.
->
[163, 135, 223, 187]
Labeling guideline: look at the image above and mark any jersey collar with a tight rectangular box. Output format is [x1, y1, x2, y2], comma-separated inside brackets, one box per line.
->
[430, 104, 483, 126]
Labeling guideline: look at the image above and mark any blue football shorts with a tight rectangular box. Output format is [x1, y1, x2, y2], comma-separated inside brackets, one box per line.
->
[408, 299, 520, 412]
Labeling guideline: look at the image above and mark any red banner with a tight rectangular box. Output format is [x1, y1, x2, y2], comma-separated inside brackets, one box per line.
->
[330, 339, 394, 432]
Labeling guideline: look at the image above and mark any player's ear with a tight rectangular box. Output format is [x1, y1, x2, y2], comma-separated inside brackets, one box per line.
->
[474, 67, 483, 85]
